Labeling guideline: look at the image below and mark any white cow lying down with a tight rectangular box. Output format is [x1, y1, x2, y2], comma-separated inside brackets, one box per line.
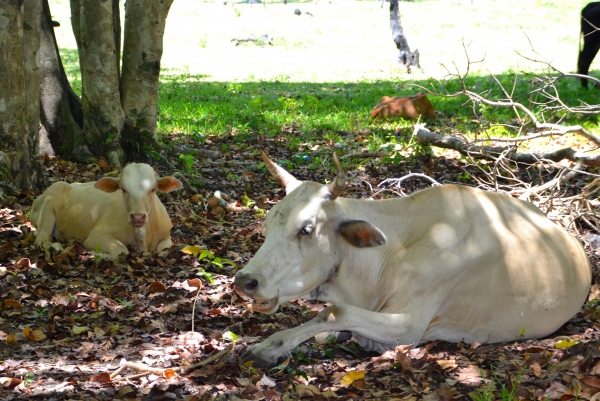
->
[30, 163, 182, 260]
[234, 154, 592, 368]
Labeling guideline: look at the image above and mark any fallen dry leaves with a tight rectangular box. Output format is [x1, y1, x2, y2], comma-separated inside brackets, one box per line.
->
[0, 136, 598, 400]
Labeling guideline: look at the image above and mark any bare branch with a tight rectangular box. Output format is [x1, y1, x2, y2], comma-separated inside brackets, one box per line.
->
[416, 127, 600, 166]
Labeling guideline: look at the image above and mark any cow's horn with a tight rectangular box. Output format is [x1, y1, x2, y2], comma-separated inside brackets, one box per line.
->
[328, 153, 346, 200]
[261, 152, 301, 194]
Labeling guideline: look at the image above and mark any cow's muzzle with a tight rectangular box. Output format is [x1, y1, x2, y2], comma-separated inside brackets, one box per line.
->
[234, 272, 259, 297]
[130, 213, 147, 228]
[234, 272, 277, 313]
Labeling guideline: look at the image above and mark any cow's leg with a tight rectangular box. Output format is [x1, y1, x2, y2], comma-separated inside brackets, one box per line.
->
[156, 237, 173, 251]
[84, 232, 129, 260]
[578, 37, 600, 88]
[241, 304, 428, 368]
[33, 195, 59, 249]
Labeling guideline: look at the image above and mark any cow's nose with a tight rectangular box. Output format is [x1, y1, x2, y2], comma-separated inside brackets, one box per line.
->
[130, 213, 146, 227]
[235, 273, 259, 296]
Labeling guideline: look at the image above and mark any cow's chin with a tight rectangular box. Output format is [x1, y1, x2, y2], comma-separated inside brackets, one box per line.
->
[251, 297, 278, 314]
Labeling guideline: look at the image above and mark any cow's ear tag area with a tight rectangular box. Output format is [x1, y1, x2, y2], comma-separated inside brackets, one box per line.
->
[95, 177, 120, 193]
[337, 220, 387, 248]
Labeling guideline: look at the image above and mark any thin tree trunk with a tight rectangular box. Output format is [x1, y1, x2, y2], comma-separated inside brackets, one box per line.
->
[389, 0, 420, 73]
[73, 0, 125, 167]
[120, 0, 173, 161]
[0, 0, 44, 199]
[40, 0, 84, 159]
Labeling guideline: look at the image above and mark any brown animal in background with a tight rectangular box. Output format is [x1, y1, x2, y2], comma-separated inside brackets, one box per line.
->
[370, 93, 436, 120]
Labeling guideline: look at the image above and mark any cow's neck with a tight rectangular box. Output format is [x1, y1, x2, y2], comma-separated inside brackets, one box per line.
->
[316, 197, 415, 311]
[131, 199, 161, 252]
[133, 226, 148, 252]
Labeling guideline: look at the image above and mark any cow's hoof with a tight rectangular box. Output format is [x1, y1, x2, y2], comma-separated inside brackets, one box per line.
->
[240, 348, 283, 369]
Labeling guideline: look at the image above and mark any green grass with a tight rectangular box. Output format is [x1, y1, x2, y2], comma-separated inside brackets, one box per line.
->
[156, 71, 599, 148]
[48, 0, 600, 162]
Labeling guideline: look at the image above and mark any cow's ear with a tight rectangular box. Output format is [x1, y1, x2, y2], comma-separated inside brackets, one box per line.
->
[157, 177, 183, 193]
[95, 177, 120, 193]
[337, 220, 387, 248]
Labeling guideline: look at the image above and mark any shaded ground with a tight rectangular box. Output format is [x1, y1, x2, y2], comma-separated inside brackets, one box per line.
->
[0, 136, 599, 400]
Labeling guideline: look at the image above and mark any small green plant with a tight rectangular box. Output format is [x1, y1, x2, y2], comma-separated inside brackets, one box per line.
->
[93, 245, 102, 262]
[197, 248, 235, 269]
[178, 153, 194, 172]
[23, 373, 35, 386]
[226, 171, 240, 182]
[469, 367, 525, 401]
[457, 171, 472, 181]
[241, 194, 255, 208]
[116, 298, 133, 309]
[35, 308, 48, 316]
[222, 331, 240, 343]
[197, 269, 214, 284]
[194, 248, 236, 283]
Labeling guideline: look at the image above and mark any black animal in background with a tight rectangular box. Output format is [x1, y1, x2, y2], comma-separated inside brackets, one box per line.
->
[578, 2, 600, 88]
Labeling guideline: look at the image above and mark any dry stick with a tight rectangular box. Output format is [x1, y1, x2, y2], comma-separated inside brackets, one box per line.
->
[518, 159, 585, 201]
[416, 127, 600, 166]
[462, 90, 600, 146]
[191, 284, 202, 332]
[111, 344, 233, 380]
[173, 172, 198, 194]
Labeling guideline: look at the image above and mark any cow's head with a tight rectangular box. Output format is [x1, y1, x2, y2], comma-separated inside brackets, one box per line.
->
[234, 154, 386, 314]
[95, 163, 182, 228]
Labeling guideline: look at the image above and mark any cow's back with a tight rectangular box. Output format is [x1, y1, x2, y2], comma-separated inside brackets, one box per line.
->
[53, 182, 132, 244]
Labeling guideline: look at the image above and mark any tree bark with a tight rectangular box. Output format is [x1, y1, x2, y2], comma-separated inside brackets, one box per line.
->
[120, 0, 174, 161]
[39, 0, 84, 159]
[389, 0, 420, 73]
[72, 0, 125, 167]
[0, 0, 44, 199]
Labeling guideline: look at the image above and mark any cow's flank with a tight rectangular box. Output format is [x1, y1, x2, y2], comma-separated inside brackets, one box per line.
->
[370, 93, 436, 120]
[234, 153, 591, 368]
[30, 163, 182, 260]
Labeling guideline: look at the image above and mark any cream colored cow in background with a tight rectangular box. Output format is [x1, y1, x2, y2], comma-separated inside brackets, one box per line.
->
[234, 154, 591, 368]
[30, 163, 182, 260]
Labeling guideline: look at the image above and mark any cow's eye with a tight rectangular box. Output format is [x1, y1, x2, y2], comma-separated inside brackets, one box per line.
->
[299, 226, 313, 236]
[151, 188, 156, 193]
[121, 188, 127, 194]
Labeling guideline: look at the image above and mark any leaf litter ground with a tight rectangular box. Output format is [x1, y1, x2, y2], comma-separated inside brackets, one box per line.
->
[0, 136, 599, 400]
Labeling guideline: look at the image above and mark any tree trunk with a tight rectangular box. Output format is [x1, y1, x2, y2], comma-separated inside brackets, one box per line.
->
[71, 0, 125, 167]
[389, 0, 420, 73]
[120, 0, 174, 161]
[0, 0, 44, 200]
[39, 0, 84, 159]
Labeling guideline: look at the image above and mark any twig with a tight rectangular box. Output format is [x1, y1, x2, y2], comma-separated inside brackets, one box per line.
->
[173, 172, 198, 194]
[416, 127, 600, 166]
[191, 284, 202, 332]
[111, 344, 233, 380]
[379, 173, 442, 189]
[178, 344, 233, 373]
[518, 159, 584, 201]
